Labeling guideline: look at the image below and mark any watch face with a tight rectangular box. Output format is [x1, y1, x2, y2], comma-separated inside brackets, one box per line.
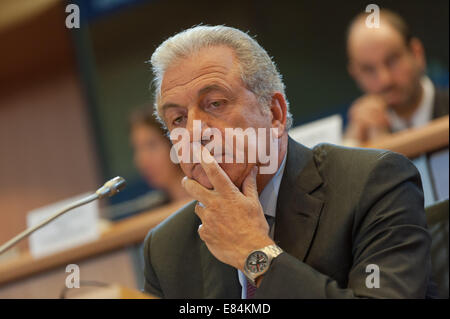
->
[246, 251, 269, 273]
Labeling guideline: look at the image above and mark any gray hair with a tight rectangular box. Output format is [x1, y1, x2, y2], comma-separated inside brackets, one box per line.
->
[149, 25, 293, 130]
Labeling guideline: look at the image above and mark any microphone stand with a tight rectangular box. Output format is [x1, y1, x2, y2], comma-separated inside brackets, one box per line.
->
[0, 176, 126, 255]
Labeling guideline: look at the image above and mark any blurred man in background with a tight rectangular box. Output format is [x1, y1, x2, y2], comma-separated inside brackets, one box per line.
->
[344, 9, 449, 145]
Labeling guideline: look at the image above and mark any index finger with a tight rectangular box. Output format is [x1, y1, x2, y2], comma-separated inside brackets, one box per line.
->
[193, 144, 238, 194]
[182, 176, 214, 206]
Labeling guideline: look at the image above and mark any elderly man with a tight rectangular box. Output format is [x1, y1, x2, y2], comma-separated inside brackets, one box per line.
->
[143, 25, 433, 298]
[344, 9, 449, 144]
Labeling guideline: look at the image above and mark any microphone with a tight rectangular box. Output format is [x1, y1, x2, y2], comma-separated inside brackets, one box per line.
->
[95, 176, 127, 199]
[0, 176, 127, 255]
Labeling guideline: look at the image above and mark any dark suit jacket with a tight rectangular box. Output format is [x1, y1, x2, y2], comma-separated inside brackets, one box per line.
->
[143, 139, 434, 298]
[432, 87, 449, 119]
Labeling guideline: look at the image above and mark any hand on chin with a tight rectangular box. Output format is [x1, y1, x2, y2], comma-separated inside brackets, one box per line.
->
[192, 164, 214, 189]
[190, 162, 244, 191]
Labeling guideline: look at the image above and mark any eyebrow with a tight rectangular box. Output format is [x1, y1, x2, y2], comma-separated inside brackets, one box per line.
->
[197, 84, 232, 97]
[161, 102, 182, 116]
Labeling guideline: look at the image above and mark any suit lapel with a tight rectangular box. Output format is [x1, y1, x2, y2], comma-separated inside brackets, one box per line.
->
[274, 138, 324, 261]
[432, 88, 449, 119]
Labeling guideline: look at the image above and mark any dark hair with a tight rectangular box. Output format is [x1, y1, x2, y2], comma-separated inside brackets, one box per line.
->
[347, 9, 413, 46]
[128, 107, 169, 141]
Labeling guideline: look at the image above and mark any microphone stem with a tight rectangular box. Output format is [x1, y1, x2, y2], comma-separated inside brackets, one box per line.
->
[0, 193, 99, 255]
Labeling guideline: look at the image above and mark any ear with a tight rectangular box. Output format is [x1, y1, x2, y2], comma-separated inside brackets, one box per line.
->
[409, 37, 426, 71]
[270, 92, 287, 138]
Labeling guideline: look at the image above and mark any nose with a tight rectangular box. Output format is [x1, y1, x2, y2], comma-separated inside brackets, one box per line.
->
[186, 108, 211, 144]
[376, 66, 393, 91]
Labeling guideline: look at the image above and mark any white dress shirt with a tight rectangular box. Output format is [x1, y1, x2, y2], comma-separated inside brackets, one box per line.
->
[388, 76, 435, 132]
[237, 152, 287, 299]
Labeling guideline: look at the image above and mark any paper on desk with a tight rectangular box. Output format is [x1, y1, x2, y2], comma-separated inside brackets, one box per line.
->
[27, 193, 100, 258]
[288, 114, 343, 148]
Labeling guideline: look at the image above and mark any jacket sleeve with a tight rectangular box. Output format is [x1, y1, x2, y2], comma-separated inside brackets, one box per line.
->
[255, 152, 432, 298]
[142, 230, 164, 298]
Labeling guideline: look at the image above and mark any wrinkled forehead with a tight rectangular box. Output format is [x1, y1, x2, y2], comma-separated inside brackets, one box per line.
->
[156, 46, 242, 114]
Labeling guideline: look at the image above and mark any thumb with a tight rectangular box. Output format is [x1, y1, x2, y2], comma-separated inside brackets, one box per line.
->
[242, 166, 258, 199]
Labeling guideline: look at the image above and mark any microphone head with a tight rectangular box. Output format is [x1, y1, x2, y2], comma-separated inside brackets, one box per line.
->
[96, 176, 127, 198]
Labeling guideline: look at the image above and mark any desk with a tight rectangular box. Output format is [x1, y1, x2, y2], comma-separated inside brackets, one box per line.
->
[364, 115, 449, 206]
[363, 115, 449, 158]
[0, 199, 190, 297]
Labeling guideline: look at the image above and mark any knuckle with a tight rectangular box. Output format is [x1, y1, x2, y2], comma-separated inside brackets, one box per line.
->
[198, 225, 207, 239]
[195, 205, 206, 218]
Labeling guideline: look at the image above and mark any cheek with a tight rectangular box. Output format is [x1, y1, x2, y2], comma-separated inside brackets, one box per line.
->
[396, 67, 417, 90]
[218, 162, 248, 187]
[392, 57, 419, 84]
[135, 151, 151, 171]
[155, 148, 170, 165]
[157, 146, 180, 172]
[358, 75, 381, 93]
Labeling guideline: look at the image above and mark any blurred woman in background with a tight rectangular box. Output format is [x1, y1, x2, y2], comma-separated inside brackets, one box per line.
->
[104, 108, 189, 221]
[129, 107, 189, 203]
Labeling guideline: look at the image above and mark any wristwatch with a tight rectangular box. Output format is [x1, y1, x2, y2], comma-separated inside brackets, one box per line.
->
[243, 244, 283, 286]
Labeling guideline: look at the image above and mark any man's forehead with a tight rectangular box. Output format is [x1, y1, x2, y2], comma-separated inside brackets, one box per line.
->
[161, 65, 232, 96]
[160, 46, 239, 94]
[348, 21, 405, 59]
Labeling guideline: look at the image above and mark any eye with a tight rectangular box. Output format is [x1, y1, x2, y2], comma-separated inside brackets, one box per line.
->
[361, 65, 375, 75]
[386, 54, 400, 69]
[172, 115, 186, 126]
[207, 100, 226, 110]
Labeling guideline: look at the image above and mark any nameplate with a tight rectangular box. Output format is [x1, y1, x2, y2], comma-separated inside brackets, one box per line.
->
[288, 114, 343, 148]
[27, 193, 100, 258]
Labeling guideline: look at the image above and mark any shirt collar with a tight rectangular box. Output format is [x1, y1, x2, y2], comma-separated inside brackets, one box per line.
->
[388, 76, 435, 132]
[258, 151, 287, 218]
